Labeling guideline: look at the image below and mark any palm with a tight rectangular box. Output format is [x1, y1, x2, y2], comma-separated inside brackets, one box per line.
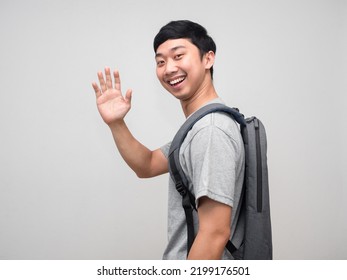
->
[92, 68, 132, 125]
[97, 88, 130, 124]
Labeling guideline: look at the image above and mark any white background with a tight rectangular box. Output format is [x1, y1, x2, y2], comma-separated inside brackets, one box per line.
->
[0, 0, 346, 259]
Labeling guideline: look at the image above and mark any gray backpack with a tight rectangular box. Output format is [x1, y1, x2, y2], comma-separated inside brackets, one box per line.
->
[168, 103, 272, 259]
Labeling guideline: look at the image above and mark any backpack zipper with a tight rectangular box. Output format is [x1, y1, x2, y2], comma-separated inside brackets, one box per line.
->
[254, 118, 263, 213]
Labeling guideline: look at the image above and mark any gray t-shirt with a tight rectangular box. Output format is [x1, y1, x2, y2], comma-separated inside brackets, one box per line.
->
[161, 99, 245, 260]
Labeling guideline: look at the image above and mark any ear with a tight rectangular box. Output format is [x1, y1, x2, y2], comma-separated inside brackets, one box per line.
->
[204, 51, 215, 70]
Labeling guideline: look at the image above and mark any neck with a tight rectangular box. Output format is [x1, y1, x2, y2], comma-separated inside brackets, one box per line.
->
[181, 83, 218, 118]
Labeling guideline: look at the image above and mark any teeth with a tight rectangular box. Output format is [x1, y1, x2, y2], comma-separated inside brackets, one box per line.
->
[169, 77, 185, 85]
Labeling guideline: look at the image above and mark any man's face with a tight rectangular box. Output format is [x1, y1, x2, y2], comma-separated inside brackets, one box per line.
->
[155, 38, 211, 101]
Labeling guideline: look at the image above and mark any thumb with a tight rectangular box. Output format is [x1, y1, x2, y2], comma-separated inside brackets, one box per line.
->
[125, 89, 132, 104]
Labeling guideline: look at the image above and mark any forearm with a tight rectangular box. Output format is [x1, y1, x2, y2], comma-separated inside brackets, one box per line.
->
[109, 120, 152, 176]
[109, 120, 167, 178]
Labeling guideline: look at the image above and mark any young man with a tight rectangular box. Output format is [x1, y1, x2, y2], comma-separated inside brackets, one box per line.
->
[92, 20, 245, 260]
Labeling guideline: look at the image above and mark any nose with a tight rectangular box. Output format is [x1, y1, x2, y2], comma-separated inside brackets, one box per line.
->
[164, 59, 178, 75]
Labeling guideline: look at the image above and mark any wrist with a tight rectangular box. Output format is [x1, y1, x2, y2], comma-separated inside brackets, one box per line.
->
[108, 119, 126, 131]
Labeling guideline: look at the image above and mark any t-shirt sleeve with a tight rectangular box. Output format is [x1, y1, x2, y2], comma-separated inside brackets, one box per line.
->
[181, 125, 239, 208]
[160, 142, 171, 159]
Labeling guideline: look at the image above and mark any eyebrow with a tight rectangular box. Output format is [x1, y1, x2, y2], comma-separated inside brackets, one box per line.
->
[155, 45, 186, 58]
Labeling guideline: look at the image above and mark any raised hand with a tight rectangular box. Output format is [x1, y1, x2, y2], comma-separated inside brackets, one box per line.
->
[92, 67, 132, 126]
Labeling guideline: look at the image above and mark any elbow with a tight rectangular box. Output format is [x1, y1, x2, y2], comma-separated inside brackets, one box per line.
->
[189, 227, 231, 259]
[201, 227, 231, 248]
[135, 168, 155, 179]
[210, 226, 231, 250]
[135, 170, 150, 179]
[218, 228, 231, 246]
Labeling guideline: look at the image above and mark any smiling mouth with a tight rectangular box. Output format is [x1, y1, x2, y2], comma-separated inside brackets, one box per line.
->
[168, 76, 186, 87]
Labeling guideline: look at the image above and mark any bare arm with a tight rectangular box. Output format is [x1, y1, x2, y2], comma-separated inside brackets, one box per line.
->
[108, 120, 168, 178]
[92, 67, 168, 178]
[187, 197, 231, 260]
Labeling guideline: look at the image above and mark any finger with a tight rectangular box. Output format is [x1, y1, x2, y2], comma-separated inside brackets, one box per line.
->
[125, 89, 132, 104]
[97, 71, 107, 92]
[113, 70, 121, 91]
[92, 82, 102, 98]
[105, 67, 113, 89]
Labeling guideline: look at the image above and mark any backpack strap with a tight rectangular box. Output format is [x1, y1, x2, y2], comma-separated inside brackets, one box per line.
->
[168, 103, 246, 256]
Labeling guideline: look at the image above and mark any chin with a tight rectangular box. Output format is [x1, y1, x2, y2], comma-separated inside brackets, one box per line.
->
[162, 83, 193, 101]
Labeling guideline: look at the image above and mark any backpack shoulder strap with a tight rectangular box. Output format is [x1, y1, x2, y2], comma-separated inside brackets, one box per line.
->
[168, 103, 245, 192]
[168, 103, 245, 255]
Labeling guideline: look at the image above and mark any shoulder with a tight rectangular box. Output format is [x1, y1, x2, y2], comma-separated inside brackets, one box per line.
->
[189, 112, 240, 140]
[180, 111, 243, 156]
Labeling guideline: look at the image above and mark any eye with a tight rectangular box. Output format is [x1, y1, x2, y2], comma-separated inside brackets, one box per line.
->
[174, 54, 183, 60]
[156, 60, 165, 67]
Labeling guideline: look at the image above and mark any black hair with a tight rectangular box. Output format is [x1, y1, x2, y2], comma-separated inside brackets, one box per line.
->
[153, 20, 216, 79]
